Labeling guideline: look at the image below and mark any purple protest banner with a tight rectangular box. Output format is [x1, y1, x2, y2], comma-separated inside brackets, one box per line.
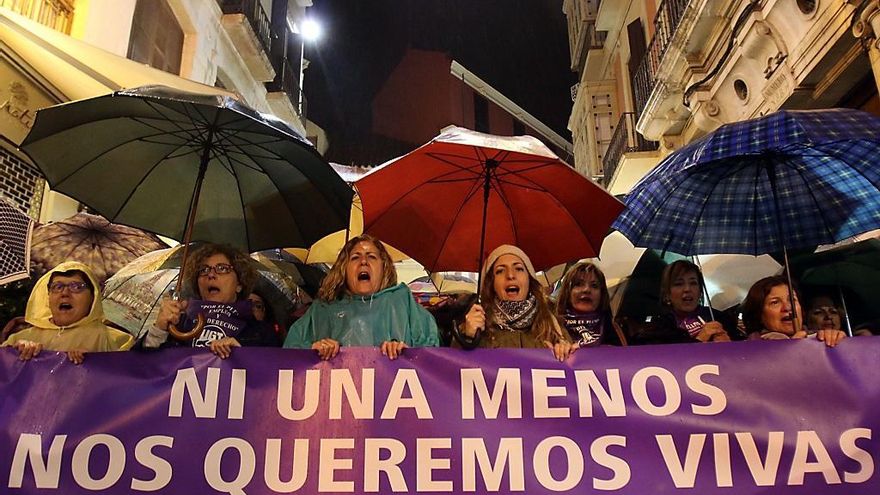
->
[1, 339, 878, 494]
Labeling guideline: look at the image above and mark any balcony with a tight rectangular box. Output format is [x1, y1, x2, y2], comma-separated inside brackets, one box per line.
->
[217, 0, 275, 81]
[1, 0, 74, 33]
[602, 112, 658, 188]
[632, 0, 689, 119]
[567, 0, 606, 77]
[266, 51, 307, 129]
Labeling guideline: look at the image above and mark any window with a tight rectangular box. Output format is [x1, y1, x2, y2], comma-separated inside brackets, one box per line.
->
[128, 0, 184, 75]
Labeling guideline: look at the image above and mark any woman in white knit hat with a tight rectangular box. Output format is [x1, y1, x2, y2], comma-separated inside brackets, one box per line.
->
[452, 245, 571, 360]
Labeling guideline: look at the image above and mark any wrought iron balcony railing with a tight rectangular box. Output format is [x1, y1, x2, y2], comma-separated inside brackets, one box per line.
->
[602, 112, 659, 187]
[217, 0, 272, 56]
[632, 0, 689, 117]
[266, 52, 307, 127]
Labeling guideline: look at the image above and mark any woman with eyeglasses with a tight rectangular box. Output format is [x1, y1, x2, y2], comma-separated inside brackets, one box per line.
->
[147, 243, 279, 357]
[2, 261, 134, 364]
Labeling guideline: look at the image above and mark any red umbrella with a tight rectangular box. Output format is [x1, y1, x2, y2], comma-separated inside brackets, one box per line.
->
[356, 126, 624, 276]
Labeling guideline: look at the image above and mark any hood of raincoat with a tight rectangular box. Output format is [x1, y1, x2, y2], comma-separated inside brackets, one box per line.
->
[25, 261, 104, 329]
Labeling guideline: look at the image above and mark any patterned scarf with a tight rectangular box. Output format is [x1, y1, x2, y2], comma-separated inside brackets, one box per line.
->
[493, 294, 538, 332]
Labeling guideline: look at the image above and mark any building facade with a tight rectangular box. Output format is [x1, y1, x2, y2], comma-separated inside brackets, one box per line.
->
[565, 0, 880, 195]
[1, 0, 315, 221]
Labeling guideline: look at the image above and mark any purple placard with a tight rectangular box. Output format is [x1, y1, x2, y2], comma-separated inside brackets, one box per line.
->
[1, 339, 878, 494]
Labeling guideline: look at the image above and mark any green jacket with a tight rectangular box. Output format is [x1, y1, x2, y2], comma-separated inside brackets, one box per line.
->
[284, 283, 439, 348]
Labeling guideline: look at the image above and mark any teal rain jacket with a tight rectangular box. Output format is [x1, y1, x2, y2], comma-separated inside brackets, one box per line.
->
[284, 283, 439, 348]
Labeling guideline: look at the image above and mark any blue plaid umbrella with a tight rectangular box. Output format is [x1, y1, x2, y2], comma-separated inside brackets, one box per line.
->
[614, 108, 880, 256]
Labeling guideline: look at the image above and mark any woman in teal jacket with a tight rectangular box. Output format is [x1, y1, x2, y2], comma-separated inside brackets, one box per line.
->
[284, 235, 438, 359]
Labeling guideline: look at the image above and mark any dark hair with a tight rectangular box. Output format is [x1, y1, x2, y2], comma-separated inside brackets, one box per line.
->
[184, 243, 256, 301]
[659, 260, 704, 307]
[741, 275, 799, 334]
[556, 262, 611, 317]
[248, 291, 275, 322]
[48, 270, 94, 296]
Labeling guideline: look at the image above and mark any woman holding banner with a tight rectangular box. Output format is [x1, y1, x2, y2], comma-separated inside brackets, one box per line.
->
[2, 261, 133, 364]
[636, 260, 735, 345]
[742, 275, 846, 347]
[283, 234, 439, 360]
[148, 243, 279, 357]
[452, 245, 570, 360]
[555, 261, 626, 348]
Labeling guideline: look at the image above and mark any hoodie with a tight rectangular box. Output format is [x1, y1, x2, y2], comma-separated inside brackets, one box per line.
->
[2, 261, 133, 352]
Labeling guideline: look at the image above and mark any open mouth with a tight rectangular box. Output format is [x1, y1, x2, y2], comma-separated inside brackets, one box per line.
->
[577, 295, 593, 303]
[357, 271, 371, 281]
[505, 285, 521, 296]
[58, 303, 73, 311]
[781, 315, 794, 322]
[206, 286, 222, 295]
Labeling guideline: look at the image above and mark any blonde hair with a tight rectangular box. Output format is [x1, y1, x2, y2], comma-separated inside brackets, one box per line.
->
[481, 254, 566, 345]
[317, 234, 397, 301]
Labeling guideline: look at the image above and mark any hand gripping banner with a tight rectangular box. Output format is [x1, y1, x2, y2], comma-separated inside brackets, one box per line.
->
[1, 339, 878, 494]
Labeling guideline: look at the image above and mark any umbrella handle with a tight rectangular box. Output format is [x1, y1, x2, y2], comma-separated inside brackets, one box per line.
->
[168, 313, 205, 341]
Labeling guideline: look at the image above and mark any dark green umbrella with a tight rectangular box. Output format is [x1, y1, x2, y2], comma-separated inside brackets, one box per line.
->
[611, 249, 687, 325]
[786, 238, 880, 329]
[21, 85, 353, 254]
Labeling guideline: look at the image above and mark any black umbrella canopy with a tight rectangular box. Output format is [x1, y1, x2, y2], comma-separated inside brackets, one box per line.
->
[21, 85, 353, 252]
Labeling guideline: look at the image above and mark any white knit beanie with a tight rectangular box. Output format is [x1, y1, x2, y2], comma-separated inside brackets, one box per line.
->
[481, 244, 540, 292]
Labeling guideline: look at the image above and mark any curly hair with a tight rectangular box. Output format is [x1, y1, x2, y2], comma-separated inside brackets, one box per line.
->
[480, 256, 566, 345]
[659, 260, 705, 308]
[555, 261, 610, 317]
[741, 275, 800, 335]
[183, 243, 256, 301]
[317, 234, 397, 302]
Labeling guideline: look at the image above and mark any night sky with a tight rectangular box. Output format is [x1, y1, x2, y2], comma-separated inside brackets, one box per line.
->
[303, 0, 575, 165]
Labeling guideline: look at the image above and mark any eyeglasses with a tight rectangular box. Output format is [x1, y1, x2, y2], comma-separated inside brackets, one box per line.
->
[48, 281, 90, 294]
[198, 263, 235, 277]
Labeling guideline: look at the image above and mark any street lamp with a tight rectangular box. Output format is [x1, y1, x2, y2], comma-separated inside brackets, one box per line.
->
[301, 18, 322, 42]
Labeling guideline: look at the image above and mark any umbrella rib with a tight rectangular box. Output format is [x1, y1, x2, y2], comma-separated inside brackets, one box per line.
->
[810, 144, 880, 191]
[785, 155, 839, 241]
[425, 169, 488, 271]
[423, 153, 486, 178]
[620, 173, 689, 248]
[219, 150, 254, 249]
[752, 159, 761, 257]
[50, 125, 200, 188]
[681, 162, 753, 255]
[491, 166, 603, 255]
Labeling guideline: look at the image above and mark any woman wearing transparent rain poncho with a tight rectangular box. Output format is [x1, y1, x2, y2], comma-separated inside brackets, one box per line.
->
[283, 235, 439, 359]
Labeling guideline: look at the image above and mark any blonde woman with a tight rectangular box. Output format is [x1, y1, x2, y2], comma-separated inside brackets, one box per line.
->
[284, 235, 438, 360]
